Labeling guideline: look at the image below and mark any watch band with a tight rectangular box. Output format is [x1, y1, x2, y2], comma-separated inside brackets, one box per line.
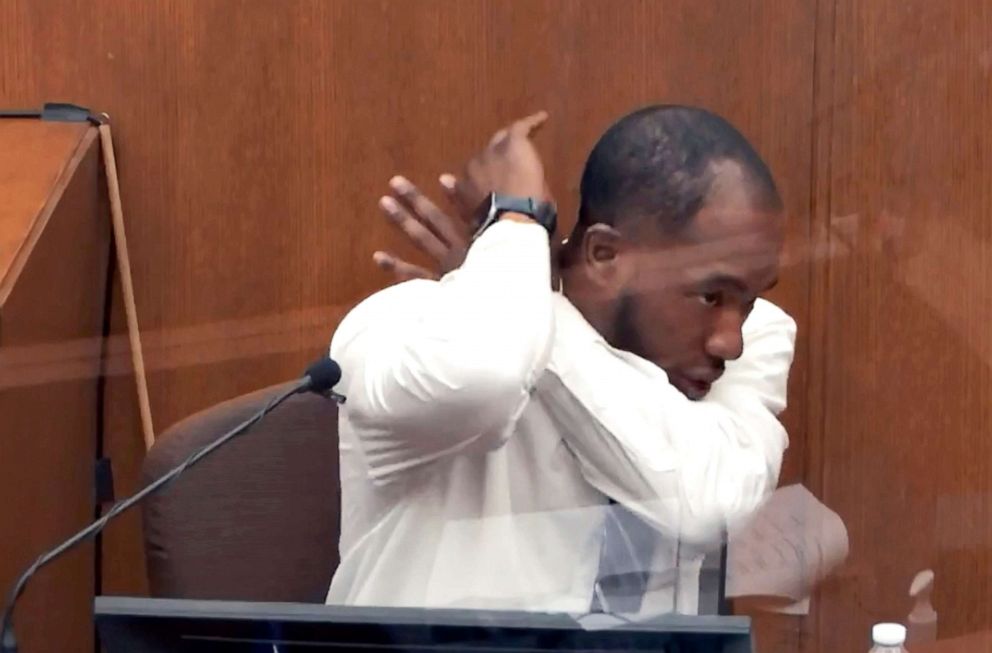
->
[471, 193, 557, 241]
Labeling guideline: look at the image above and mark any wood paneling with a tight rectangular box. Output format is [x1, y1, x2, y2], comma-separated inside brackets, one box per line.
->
[0, 1, 819, 626]
[2, 2, 990, 651]
[810, 1, 992, 650]
[0, 124, 109, 653]
[916, 630, 992, 653]
[0, 121, 91, 285]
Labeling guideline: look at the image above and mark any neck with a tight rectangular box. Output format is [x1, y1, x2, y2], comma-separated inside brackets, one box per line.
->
[560, 260, 616, 342]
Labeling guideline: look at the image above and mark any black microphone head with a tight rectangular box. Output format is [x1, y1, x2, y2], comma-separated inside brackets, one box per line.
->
[304, 358, 342, 393]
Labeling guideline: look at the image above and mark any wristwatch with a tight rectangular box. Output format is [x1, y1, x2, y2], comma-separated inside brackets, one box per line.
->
[471, 192, 557, 241]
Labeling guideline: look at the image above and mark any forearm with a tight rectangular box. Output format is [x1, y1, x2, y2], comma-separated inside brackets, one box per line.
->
[332, 220, 554, 480]
[547, 299, 796, 544]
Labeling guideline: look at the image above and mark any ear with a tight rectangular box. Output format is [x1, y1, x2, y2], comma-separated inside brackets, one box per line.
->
[581, 223, 631, 288]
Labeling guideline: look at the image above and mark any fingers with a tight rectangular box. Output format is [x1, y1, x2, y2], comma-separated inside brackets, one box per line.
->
[451, 162, 488, 221]
[389, 176, 465, 246]
[372, 251, 438, 282]
[489, 110, 549, 147]
[379, 196, 450, 262]
[489, 128, 509, 147]
[439, 172, 477, 218]
[439, 173, 458, 195]
[511, 110, 549, 137]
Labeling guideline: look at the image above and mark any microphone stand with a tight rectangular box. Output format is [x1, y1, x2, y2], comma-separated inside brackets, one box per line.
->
[1, 366, 343, 653]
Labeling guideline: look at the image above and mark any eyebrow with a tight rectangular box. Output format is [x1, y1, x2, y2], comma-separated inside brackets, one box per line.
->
[701, 274, 779, 294]
[701, 274, 749, 293]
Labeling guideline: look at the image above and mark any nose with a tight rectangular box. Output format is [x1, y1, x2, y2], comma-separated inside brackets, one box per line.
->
[705, 309, 745, 362]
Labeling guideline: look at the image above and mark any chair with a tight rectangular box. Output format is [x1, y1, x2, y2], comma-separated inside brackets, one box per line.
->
[141, 382, 340, 603]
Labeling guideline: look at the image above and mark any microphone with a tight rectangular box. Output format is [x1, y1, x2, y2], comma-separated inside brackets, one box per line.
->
[0, 358, 344, 653]
[303, 357, 346, 403]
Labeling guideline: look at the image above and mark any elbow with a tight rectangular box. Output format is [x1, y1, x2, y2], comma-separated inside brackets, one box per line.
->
[340, 353, 533, 487]
[679, 432, 782, 545]
[349, 345, 535, 452]
[676, 499, 765, 548]
[336, 295, 553, 478]
[611, 468, 775, 548]
[674, 457, 779, 547]
[670, 411, 787, 545]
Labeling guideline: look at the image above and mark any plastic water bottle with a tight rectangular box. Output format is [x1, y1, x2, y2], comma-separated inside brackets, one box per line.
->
[870, 623, 908, 652]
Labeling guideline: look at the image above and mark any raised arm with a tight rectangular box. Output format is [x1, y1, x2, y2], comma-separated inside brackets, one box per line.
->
[332, 113, 557, 484]
[542, 297, 796, 546]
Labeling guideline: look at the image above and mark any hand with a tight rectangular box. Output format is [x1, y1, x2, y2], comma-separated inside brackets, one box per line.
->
[374, 174, 564, 289]
[372, 111, 551, 284]
[374, 175, 469, 282]
[449, 111, 551, 215]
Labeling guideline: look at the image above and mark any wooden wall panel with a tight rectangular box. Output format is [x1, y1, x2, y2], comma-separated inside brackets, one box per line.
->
[1, 3, 817, 651]
[3, 3, 990, 652]
[0, 128, 109, 653]
[811, 1, 992, 650]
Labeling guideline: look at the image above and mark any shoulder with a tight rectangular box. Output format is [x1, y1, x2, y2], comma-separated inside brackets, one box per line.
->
[330, 279, 439, 356]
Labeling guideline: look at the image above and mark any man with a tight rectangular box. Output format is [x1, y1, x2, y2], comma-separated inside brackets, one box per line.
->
[326, 106, 796, 615]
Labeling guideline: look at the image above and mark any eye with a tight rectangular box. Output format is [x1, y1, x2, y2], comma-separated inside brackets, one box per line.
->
[698, 292, 721, 307]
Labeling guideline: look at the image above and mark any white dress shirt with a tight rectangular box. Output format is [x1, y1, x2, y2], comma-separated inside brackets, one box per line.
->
[326, 220, 796, 614]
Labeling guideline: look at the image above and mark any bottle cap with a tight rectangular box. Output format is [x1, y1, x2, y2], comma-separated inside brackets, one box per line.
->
[873, 623, 907, 646]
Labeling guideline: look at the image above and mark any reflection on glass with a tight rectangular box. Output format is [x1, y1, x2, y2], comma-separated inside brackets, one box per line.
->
[327, 106, 804, 622]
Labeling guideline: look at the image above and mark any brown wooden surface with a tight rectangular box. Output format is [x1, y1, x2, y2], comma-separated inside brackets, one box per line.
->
[808, 0, 992, 650]
[6, 2, 991, 652]
[0, 121, 91, 297]
[0, 0, 818, 622]
[916, 630, 992, 653]
[0, 124, 109, 653]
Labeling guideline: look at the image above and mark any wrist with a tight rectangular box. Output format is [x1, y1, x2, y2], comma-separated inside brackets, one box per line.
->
[498, 212, 538, 225]
[501, 188, 548, 203]
[502, 187, 548, 203]
[472, 193, 557, 242]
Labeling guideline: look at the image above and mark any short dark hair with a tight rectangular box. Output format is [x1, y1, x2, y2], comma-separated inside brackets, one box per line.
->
[578, 105, 782, 232]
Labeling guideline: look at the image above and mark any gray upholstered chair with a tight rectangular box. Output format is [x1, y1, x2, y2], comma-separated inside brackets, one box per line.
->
[141, 383, 340, 603]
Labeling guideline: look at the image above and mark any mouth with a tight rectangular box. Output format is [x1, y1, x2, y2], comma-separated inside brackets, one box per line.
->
[681, 378, 712, 400]
[675, 370, 723, 400]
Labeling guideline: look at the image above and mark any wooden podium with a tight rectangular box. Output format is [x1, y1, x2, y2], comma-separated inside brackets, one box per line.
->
[0, 116, 112, 652]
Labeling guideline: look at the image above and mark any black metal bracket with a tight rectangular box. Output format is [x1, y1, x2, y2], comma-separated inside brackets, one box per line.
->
[0, 102, 104, 125]
[94, 457, 116, 505]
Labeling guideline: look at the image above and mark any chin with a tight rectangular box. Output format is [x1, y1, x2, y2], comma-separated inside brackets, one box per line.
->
[682, 388, 706, 401]
[673, 378, 712, 401]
